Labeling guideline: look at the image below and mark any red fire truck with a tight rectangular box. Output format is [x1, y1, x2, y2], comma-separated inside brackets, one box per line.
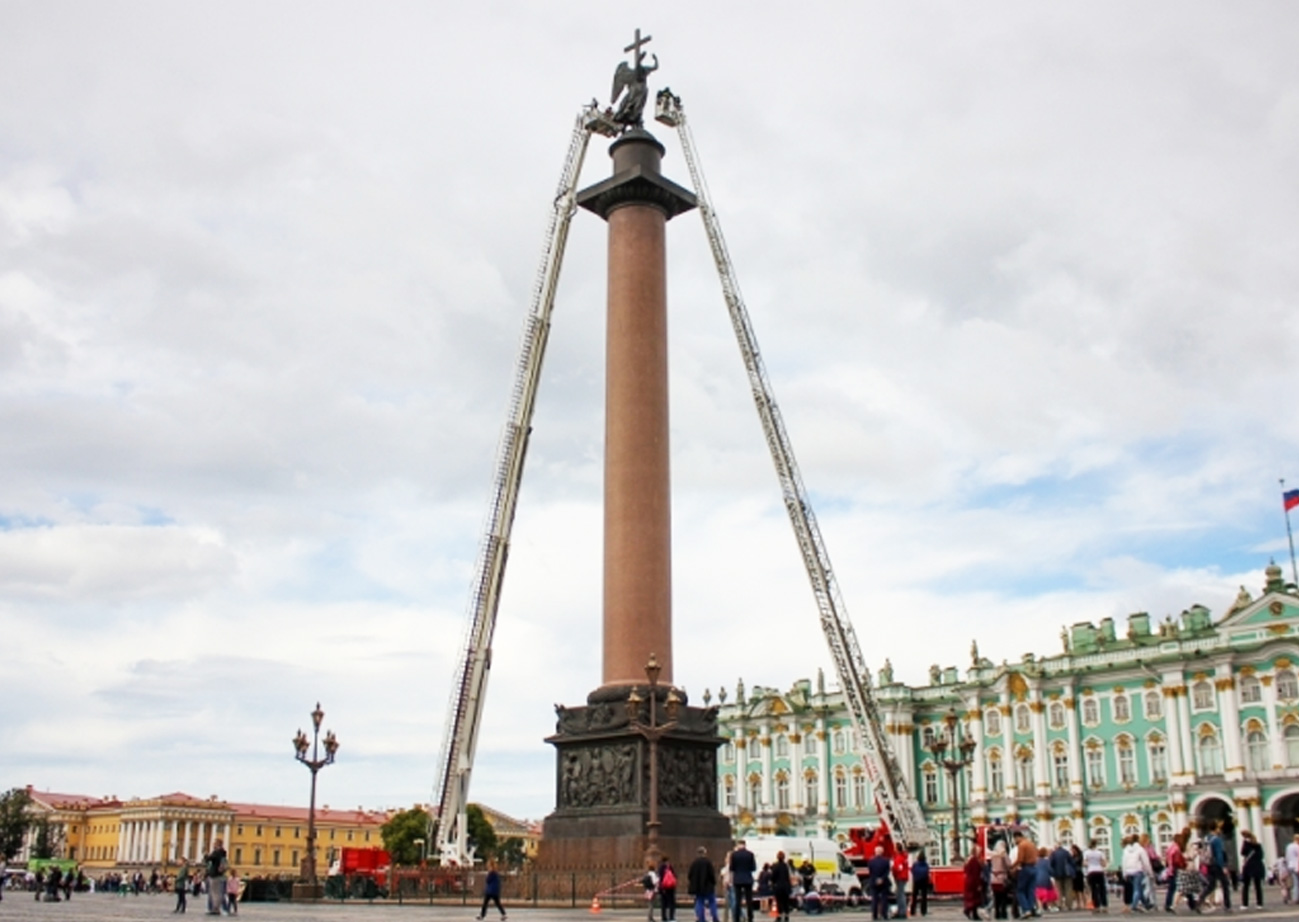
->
[844, 821, 1031, 896]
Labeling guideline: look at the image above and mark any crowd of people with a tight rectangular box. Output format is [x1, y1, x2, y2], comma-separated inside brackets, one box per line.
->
[955, 826, 1299, 919]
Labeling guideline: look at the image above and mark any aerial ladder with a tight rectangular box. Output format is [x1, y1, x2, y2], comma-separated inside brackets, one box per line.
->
[430, 102, 615, 865]
[432, 90, 932, 863]
[655, 89, 934, 850]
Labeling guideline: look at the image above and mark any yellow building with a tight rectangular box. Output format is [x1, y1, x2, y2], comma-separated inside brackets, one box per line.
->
[21, 787, 387, 876]
[474, 803, 542, 861]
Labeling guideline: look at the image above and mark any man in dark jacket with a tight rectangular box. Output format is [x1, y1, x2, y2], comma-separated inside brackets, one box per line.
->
[866, 847, 892, 921]
[730, 840, 757, 922]
[688, 847, 720, 922]
[1047, 844, 1074, 912]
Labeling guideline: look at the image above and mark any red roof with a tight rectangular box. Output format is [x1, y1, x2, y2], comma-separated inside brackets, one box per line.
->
[224, 802, 387, 825]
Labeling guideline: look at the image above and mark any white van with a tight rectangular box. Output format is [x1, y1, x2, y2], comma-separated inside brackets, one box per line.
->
[741, 835, 862, 899]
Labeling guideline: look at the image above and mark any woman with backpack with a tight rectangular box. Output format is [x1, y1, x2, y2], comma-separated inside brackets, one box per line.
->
[659, 857, 679, 922]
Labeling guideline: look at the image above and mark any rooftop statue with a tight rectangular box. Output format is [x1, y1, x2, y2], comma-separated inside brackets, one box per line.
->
[609, 28, 658, 130]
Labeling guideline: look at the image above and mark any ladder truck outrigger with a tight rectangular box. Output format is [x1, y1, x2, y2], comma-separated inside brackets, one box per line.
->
[654, 88, 935, 859]
[431, 87, 934, 868]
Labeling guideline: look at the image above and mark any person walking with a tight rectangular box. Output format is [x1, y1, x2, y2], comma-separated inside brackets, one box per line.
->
[1120, 835, 1152, 914]
[688, 846, 720, 922]
[660, 857, 679, 922]
[988, 841, 1012, 920]
[1238, 830, 1264, 909]
[1201, 824, 1230, 912]
[909, 851, 930, 917]
[644, 860, 662, 922]
[729, 840, 757, 922]
[1010, 831, 1040, 918]
[203, 837, 228, 916]
[963, 846, 987, 921]
[1162, 831, 1187, 912]
[224, 867, 240, 915]
[1082, 840, 1108, 913]
[174, 859, 190, 914]
[892, 849, 911, 919]
[1286, 833, 1299, 905]
[770, 852, 792, 922]
[1047, 843, 1074, 912]
[476, 858, 506, 921]
[867, 847, 892, 922]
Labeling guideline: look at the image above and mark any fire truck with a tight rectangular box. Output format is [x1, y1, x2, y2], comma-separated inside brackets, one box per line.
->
[326, 847, 391, 899]
[843, 820, 1032, 896]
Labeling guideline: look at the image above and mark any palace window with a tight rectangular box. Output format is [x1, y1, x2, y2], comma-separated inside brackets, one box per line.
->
[1015, 704, 1032, 734]
[1015, 748, 1034, 791]
[1049, 701, 1066, 730]
[775, 772, 790, 810]
[1278, 668, 1299, 701]
[804, 771, 818, 808]
[1245, 729, 1268, 773]
[922, 726, 936, 749]
[1192, 681, 1214, 711]
[723, 742, 735, 762]
[985, 709, 1003, 737]
[922, 765, 939, 806]
[1148, 739, 1168, 783]
[832, 730, 846, 754]
[1082, 698, 1099, 726]
[853, 770, 868, 808]
[235, 847, 243, 864]
[294, 826, 301, 839]
[848, 728, 859, 751]
[987, 751, 1004, 796]
[1085, 746, 1105, 787]
[724, 776, 736, 808]
[275, 826, 282, 838]
[1056, 822, 1074, 848]
[834, 771, 848, 809]
[1239, 675, 1262, 705]
[1052, 747, 1070, 790]
[291, 850, 299, 868]
[1113, 693, 1131, 723]
[254, 848, 262, 866]
[1285, 724, 1299, 766]
[1116, 738, 1136, 785]
[273, 849, 281, 866]
[1144, 691, 1163, 720]
[775, 734, 789, 758]
[749, 776, 763, 807]
[1197, 730, 1224, 776]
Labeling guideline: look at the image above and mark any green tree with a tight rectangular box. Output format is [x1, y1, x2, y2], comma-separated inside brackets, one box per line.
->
[496, 836, 526, 868]
[379, 807, 432, 866]
[465, 804, 497, 861]
[0, 787, 33, 860]
[32, 818, 59, 859]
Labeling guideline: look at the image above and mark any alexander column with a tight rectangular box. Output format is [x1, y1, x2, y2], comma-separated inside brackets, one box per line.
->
[538, 32, 732, 872]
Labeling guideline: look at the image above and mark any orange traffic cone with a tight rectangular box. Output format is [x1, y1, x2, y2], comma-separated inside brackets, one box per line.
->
[590, 896, 602, 914]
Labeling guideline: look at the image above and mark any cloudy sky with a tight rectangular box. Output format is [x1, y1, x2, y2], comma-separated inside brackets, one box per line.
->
[3, 2, 1297, 823]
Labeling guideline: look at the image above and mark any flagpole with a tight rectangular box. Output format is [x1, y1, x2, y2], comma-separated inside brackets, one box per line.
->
[1284, 478, 1299, 587]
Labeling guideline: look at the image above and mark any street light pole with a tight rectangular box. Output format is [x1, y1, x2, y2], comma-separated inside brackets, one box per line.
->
[626, 653, 681, 866]
[926, 709, 977, 863]
[293, 702, 339, 889]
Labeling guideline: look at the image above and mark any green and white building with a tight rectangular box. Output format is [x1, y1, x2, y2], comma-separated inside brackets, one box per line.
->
[712, 561, 1299, 867]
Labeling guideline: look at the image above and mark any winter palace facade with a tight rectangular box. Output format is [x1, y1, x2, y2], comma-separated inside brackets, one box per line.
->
[712, 561, 1299, 868]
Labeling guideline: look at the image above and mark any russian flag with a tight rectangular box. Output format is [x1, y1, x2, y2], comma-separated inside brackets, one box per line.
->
[1286, 489, 1299, 512]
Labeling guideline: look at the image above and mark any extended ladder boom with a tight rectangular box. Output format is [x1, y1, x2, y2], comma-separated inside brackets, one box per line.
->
[657, 91, 933, 850]
[432, 105, 600, 864]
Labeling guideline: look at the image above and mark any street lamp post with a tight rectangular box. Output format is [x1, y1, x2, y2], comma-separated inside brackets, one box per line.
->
[926, 708, 977, 863]
[293, 702, 339, 890]
[625, 653, 682, 866]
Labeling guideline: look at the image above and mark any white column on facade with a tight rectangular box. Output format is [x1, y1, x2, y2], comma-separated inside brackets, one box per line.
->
[1065, 688, 1083, 789]
[1000, 688, 1018, 807]
[816, 719, 830, 815]
[153, 819, 164, 863]
[206, 820, 215, 854]
[966, 694, 988, 820]
[760, 722, 774, 810]
[1161, 673, 1185, 781]
[734, 730, 749, 812]
[1217, 666, 1244, 780]
[138, 820, 148, 863]
[1261, 673, 1285, 770]
[1176, 685, 1195, 781]
[791, 730, 805, 812]
[1030, 686, 1050, 795]
[116, 820, 127, 864]
[123, 820, 134, 863]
